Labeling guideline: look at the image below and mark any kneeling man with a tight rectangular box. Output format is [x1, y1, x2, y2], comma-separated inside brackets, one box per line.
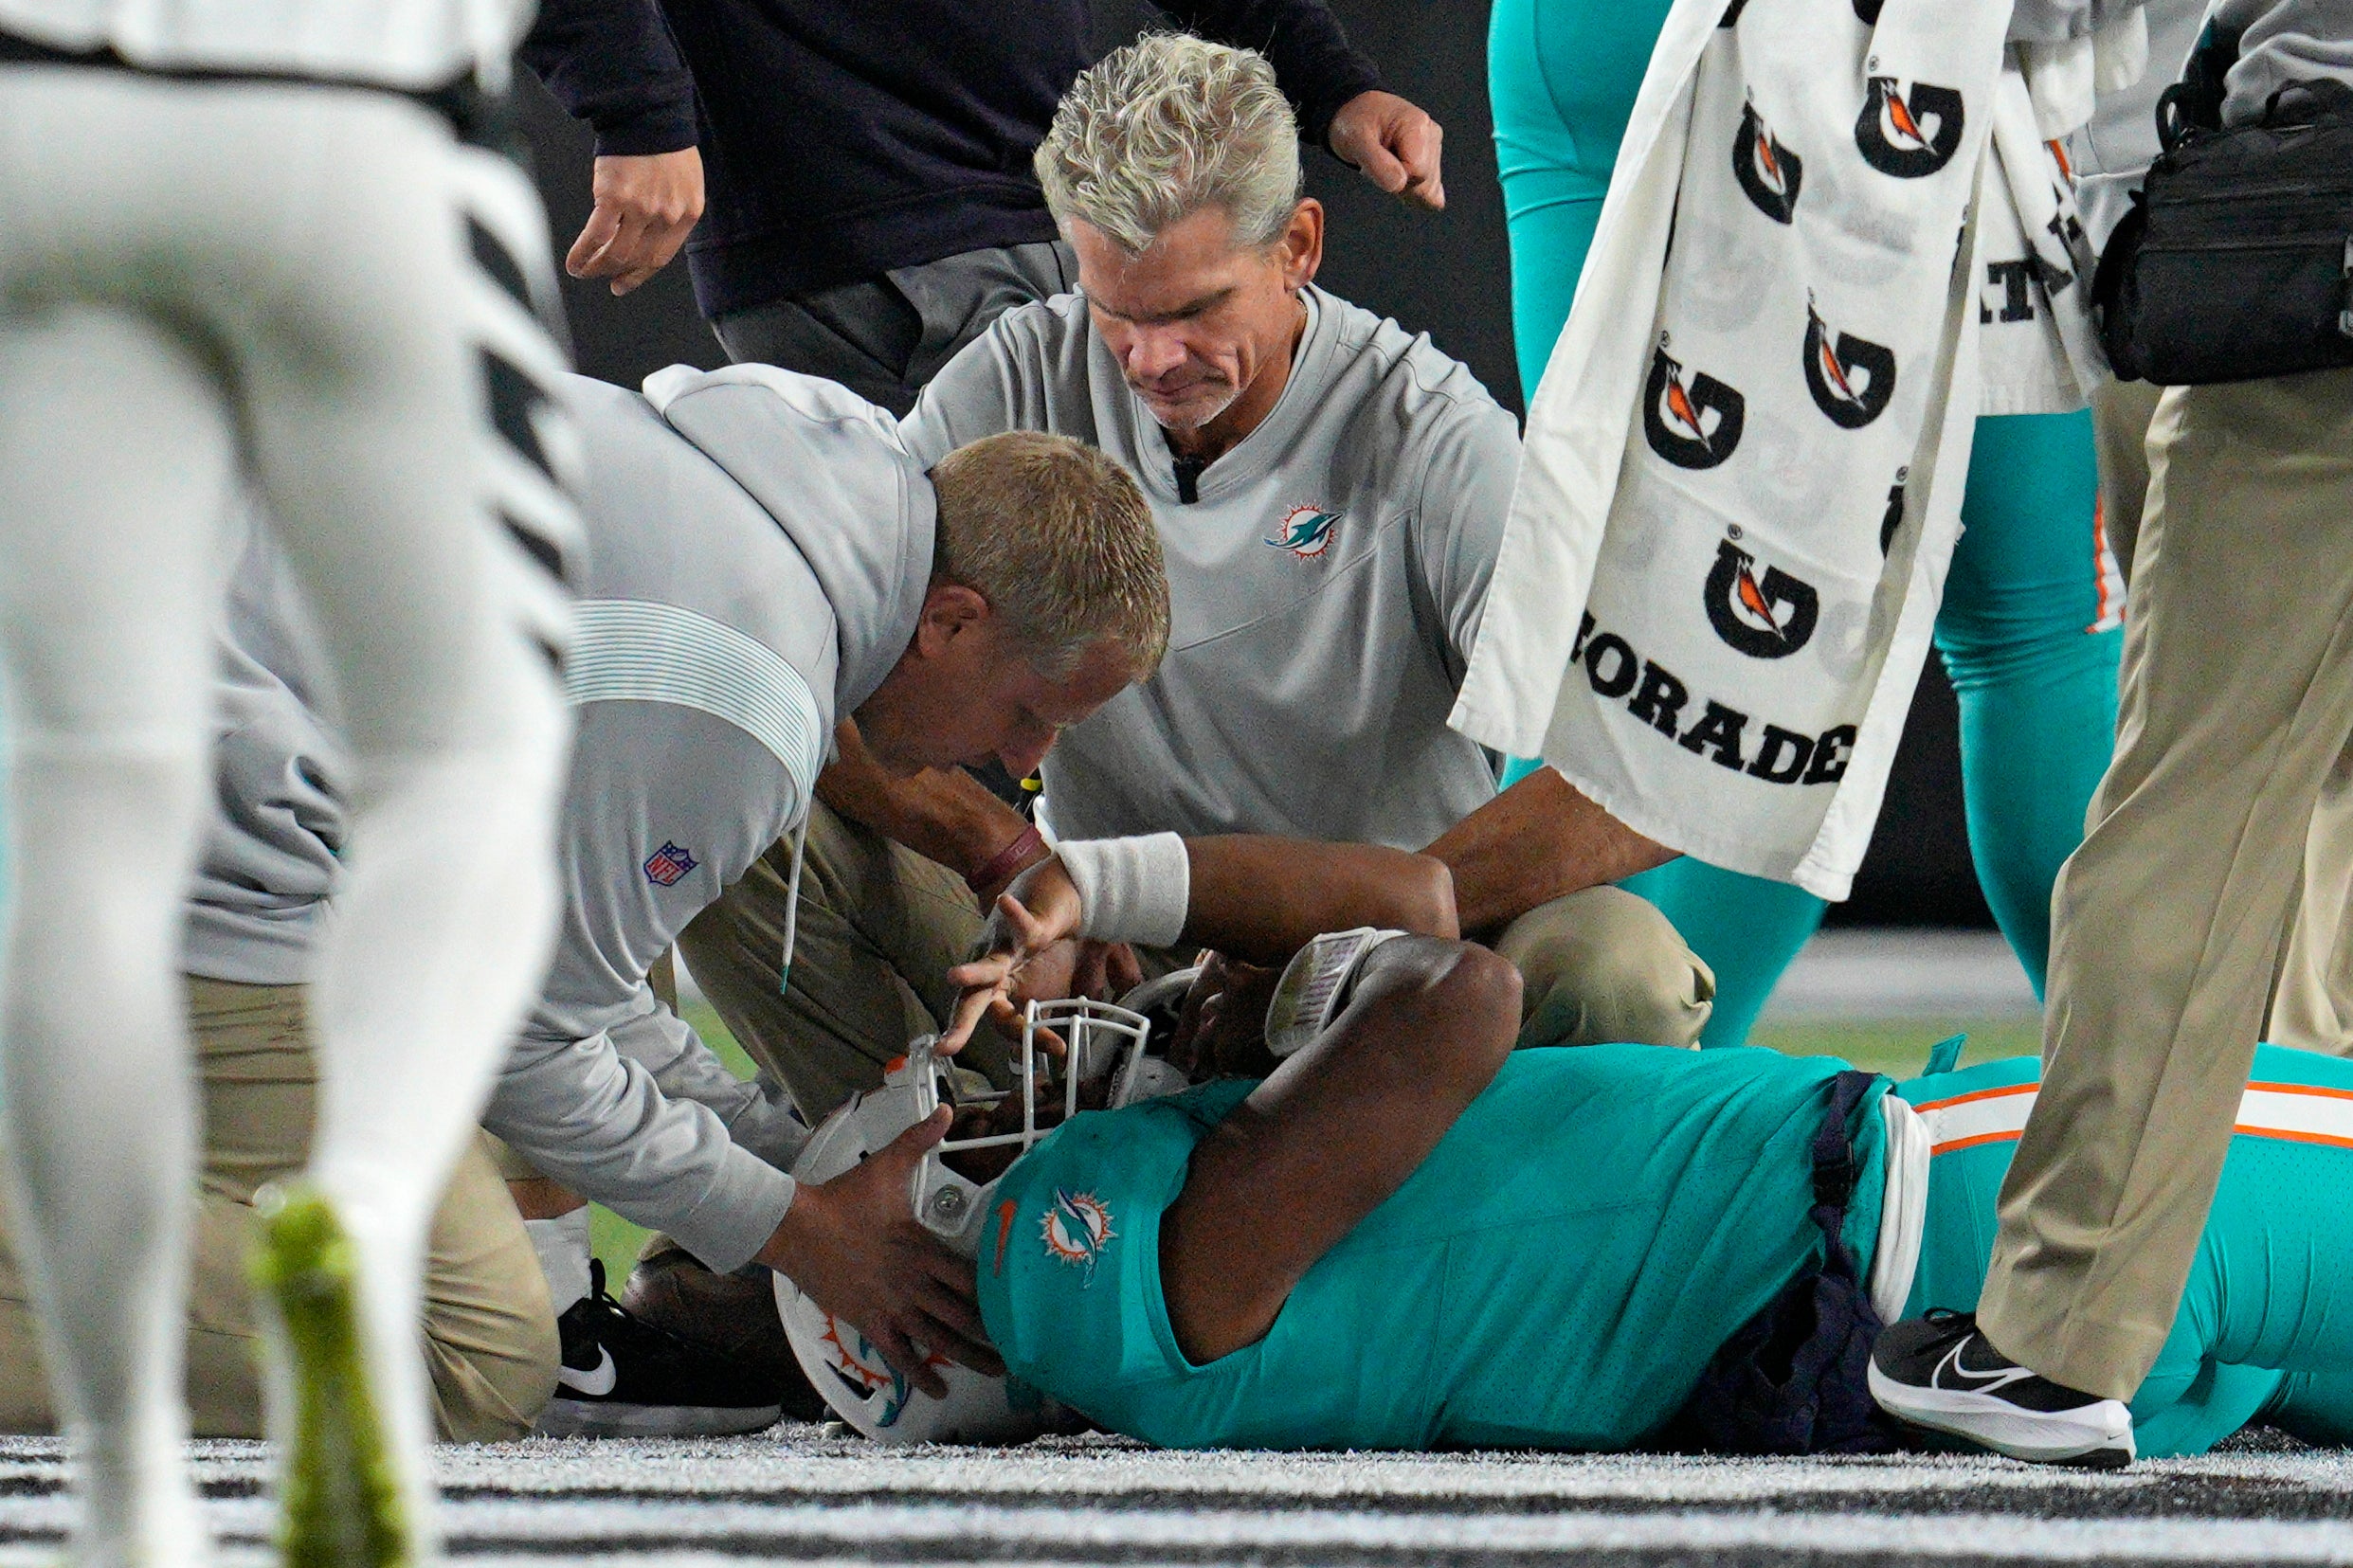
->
[671, 34, 1710, 1241]
[0, 369, 1167, 1439]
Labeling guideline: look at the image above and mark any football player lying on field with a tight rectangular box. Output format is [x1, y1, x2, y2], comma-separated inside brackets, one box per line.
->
[782, 834, 2353, 1464]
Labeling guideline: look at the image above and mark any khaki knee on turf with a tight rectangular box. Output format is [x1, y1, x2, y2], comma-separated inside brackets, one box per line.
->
[418, 1135, 559, 1441]
[0, 982, 556, 1440]
[1493, 886, 1714, 1050]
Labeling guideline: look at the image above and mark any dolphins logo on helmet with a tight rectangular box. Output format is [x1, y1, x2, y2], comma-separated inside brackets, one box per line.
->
[1802, 298, 1897, 429]
[1733, 100, 1802, 224]
[1643, 347, 1747, 469]
[1855, 77, 1964, 178]
[773, 991, 1178, 1445]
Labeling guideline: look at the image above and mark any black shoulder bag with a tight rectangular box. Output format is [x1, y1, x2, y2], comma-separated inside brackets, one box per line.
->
[2094, 64, 2353, 386]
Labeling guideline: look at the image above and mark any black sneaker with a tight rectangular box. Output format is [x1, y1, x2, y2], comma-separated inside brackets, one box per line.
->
[1869, 1309, 2135, 1467]
[624, 1248, 829, 1422]
[536, 1261, 787, 1437]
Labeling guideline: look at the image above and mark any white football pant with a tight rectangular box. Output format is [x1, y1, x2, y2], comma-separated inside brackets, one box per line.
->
[0, 64, 577, 1568]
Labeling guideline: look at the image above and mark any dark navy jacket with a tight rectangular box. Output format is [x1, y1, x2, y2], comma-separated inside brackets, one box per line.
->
[520, 0, 1381, 319]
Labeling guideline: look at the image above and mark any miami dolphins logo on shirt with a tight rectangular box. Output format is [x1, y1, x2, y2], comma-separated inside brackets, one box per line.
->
[1041, 1188, 1117, 1285]
[1266, 504, 1340, 560]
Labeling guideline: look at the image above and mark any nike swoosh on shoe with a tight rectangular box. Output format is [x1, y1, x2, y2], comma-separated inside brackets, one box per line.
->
[558, 1345, 619, 1397]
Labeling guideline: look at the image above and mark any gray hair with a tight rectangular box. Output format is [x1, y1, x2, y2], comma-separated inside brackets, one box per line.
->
[931, 430, 1170, 678]
[1034, 33, 1303, 256]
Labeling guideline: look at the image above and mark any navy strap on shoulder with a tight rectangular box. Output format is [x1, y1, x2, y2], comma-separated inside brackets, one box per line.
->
[1674, 1069, 1905, 1455]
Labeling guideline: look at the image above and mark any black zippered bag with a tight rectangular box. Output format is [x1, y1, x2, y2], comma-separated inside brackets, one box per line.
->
[2094, 77, 2353, 385]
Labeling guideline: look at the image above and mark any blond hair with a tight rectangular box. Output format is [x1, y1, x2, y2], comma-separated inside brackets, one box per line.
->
[931, 430, 1169, 677]
[1034, 33, 1303, 256]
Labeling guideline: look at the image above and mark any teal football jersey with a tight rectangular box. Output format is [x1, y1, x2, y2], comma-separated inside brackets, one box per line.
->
[978, 1044, 1890, 1451]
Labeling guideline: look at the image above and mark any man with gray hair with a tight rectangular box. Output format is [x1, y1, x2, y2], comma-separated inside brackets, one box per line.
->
[4, 370, 1172, 1440]
[635, 34, 1711, 1352]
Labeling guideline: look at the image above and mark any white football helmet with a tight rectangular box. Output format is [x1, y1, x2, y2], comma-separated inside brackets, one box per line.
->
[774, 988, 1185, 1444]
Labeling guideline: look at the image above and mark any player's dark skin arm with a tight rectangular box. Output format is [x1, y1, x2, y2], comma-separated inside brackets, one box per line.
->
[1423, 766, 1675, 936]
[1159, 938, 1521, 1362]
[1174, 837, 1458, 961]
[942, 837, 1457, 1047]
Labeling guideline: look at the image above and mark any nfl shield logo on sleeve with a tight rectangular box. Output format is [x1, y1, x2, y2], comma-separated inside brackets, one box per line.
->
[643, 842, 697, 888]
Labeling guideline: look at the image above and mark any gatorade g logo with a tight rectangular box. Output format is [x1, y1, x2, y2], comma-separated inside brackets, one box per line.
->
[1734, 101, 1802, 224]
[1706, 539, 1819, 658]
[1855, 78, 1964, 177]
[1803, 300, 1896, 428]
[1643, 348, 1746, 469]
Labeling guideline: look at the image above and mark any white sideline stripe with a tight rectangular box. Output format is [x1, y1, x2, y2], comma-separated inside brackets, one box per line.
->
[9, 1497, 2353, 1564]
[1918, 1083, 2353, 1156]
[9, 1440, 2353, 1505]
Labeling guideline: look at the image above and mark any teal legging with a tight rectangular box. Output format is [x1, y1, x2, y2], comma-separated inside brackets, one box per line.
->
[1491, 0, 2123, 1044]
[1900, 1044, 2353, 1455]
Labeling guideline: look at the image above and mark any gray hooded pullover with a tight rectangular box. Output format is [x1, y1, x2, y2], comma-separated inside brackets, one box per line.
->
[186, 505, 349, 985]
[190, 365, 934, 1274]
[901, 286, 1517, 852]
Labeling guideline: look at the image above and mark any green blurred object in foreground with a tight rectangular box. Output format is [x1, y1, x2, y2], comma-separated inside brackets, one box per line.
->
[251, 1183, 408, 1568]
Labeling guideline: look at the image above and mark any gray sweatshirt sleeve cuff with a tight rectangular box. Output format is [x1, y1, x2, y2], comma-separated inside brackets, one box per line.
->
[661, 1150, 797, 1276]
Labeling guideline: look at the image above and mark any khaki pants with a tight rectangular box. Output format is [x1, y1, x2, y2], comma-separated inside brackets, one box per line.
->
[2090, 375, 2165, 585]
[679, 800, 1714, 1124]
[1978, 367, 2353, 1399]
[2096, 373, 2353, 1056]
[0, 978, 556, 1441]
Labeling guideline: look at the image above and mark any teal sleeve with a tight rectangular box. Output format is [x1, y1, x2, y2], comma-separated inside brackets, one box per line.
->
[1489, 0, 1675, 403]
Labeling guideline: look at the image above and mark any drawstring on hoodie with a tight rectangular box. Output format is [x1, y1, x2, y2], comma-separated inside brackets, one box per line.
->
[779, 809, 810, 995]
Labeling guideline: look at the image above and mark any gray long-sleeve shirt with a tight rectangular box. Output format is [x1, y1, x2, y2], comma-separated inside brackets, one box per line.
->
[901, 286, 1519, 853]
[2213, 0, 2353, 118]
[186, 506, 348, 986]
[190, 365, 934, 1274]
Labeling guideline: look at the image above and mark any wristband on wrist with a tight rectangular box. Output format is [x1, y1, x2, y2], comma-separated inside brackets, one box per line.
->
[968, 823, 1046, 901]
[1055, 833, 1191, 947]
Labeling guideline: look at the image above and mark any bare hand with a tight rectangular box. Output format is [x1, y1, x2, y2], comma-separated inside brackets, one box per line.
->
[1327, 90, 1445, 210]
[941, 859, 1140, 1050]
[1168, 953, 1282, 1079]
[758, 1108, 1003, 1395]
[568, 148, 705, 296]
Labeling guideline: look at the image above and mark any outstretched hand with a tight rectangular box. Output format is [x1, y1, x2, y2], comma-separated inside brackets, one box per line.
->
[757, 1108, 1003, 1395]
[942, 856, 1085, 1050]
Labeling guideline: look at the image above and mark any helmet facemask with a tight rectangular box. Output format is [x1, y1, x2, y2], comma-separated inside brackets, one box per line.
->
[773, 993, 1167, 1445]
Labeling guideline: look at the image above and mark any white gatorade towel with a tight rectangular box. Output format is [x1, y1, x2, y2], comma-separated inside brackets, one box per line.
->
[1450, 0, 2110, 899]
